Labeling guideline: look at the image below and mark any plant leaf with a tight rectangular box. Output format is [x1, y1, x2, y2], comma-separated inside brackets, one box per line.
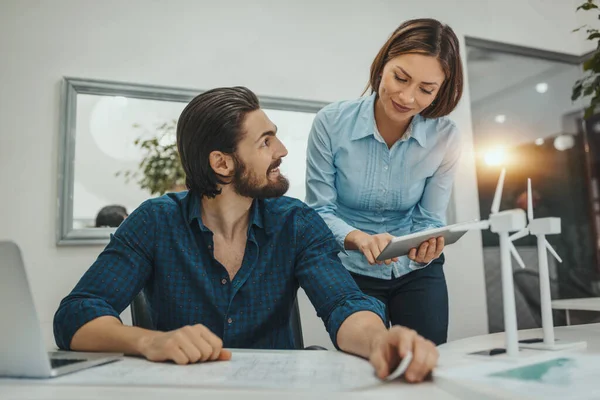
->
[588, 32, 600, 41]
[573, 81, 584, 101]
[578, 1, 599, 11]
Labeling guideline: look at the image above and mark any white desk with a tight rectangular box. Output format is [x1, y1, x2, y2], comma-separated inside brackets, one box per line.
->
[436, 323, 600, 399]
[0, 352, 458, 400]
[2, 324, 599, 400]
[551, 297, 600, 325]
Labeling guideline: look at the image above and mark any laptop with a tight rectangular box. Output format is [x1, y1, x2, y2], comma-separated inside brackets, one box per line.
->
[0, 240, 122, 378]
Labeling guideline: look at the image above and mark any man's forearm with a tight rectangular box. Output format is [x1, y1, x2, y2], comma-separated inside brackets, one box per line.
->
[70, 316, 160, 355]
[336, 311, 387, 358]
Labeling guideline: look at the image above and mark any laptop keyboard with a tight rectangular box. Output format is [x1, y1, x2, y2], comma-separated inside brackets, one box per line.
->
[50, 358, 86, 368]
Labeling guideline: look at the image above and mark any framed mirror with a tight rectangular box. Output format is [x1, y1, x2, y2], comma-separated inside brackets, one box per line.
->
[57, 77, 327, 245]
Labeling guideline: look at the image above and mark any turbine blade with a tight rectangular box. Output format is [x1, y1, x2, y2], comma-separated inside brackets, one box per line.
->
[491, 168, 506, 215]
[509, 242, 526, 269]
[449, 220, 490, 232]
[527, 178, 534, 222]
[510, 229, 529, 241]
[545, 239, 563, 263]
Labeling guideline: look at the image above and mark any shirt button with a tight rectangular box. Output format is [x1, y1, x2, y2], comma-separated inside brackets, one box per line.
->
[208, 244, 213, 249]
[221, 278, 227, 285]
[384, 166, 388, 170]
[227, 318, 233, 324]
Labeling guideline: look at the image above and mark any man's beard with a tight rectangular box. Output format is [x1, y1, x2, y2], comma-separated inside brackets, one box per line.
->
[232, 156, 289, 199]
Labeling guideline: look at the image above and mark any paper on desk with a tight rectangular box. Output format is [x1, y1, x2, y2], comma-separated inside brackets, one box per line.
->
[50, 351, 384, 391]
[435, 353, 600, 400]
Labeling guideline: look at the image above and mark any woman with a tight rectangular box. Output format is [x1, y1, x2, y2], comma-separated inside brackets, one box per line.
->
[305, 18, 463, 345]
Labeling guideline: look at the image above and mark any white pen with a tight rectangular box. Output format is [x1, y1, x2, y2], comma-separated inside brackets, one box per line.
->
[385, 351, 413, 381]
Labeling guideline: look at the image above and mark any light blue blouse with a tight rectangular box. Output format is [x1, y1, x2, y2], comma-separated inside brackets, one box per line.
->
[305, 93, 461, 279]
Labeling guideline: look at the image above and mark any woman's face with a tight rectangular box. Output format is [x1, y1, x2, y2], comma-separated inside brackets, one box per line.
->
[377, 53, 445, 123]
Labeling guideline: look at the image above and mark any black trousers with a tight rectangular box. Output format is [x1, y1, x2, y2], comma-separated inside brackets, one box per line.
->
[350, 254, 448, 345]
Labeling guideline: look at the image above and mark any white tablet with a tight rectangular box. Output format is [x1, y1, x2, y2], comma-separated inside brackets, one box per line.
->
[376, 221, 475, 261]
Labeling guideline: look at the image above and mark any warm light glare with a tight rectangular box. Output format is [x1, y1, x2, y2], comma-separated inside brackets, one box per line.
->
[554, 135, 575, 151]
[484, 147, 506, 166]
[494, 114, 506, 124]
[535, 82, 549, 93]
[535, 138, 545, 146]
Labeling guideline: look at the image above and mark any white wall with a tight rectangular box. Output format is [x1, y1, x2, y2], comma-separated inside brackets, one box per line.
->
[0, 0, 588, 349]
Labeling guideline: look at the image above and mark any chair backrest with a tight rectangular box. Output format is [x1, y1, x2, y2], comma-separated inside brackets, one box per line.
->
[130, 291, 306, 349]
[290, 297, 304, 349]
[130, 290, 155, 330]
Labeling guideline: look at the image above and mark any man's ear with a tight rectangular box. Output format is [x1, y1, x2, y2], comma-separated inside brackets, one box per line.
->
[209, 151, 235, 178]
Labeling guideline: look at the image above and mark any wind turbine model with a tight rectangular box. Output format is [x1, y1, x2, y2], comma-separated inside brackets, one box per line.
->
[511, 179, 586, 351]
[451, 168, 527, 357]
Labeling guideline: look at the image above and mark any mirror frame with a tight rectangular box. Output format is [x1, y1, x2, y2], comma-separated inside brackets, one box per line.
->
[57, 77, 328, 245]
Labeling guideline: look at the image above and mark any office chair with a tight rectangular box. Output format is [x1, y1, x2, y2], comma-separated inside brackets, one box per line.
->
[130, 289, 156, 330]
[130, 290, 326, 350]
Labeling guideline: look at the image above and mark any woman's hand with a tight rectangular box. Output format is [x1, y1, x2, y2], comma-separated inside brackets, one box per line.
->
[345, 230, 399, 265]
[407, 237, 444, 264]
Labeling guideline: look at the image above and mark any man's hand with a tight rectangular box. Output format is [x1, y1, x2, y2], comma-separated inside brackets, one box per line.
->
[138, 324, 232, 365]
[368, 326, 438, 383]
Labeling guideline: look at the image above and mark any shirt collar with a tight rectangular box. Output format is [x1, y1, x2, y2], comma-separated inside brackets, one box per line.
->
[351, 92, 427, 148]
[185, 191, 265, 233]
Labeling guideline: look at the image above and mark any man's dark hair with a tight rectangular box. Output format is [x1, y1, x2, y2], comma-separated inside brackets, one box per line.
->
[95, 205, 128, 228]
[176, 86, 260, 198]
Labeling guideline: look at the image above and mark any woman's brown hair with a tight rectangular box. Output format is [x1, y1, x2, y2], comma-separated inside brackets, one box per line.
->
[365, 18, 463, 119]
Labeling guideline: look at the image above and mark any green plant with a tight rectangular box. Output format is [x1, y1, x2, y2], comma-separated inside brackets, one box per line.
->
[572, 0, 600, 118]
[116, 119, 186, 196]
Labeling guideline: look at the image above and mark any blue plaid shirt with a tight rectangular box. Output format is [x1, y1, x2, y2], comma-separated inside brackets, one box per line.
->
[54, 192, 385, 350]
